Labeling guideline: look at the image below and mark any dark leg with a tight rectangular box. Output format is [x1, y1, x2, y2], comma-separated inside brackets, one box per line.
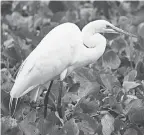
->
[57, 81, 63, 118]
[44, 80, 53, 118]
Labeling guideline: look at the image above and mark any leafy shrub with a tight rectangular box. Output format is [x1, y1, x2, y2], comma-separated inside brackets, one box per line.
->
[1, 1, 144, 135]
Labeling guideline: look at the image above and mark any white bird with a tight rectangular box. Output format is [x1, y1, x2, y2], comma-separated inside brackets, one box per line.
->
[9, 20, 135, 117]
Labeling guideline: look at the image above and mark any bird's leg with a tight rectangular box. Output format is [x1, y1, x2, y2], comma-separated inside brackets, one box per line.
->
[57, 81, 63, 118]
[44, 80, 53, 118]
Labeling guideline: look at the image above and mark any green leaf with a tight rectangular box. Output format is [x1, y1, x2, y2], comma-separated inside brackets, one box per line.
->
[75, 113, 98, 132]
[1, 116, 21, 135]
[138, 22, 144, 38]
[124, 98, 143, 115]
[74, 96, 99, 114]
[110, 37, 127, 53]
[124, 70, 137, 81]
[37, 112, 61, 135]
[61, 10, 78, 23]
[123, 81, 140, 92]
[136, 61, 144, 80]
[6, 12, 33, 31]
[100, 74, 119, 91]
[62, 93, 80, 104]
[68, 83, 80, 93]
[124, 128, 138, 135]
[63, 118, 79, 135]
[118, 16, 130, 26]
[51, 11, 65, 22]
[114, 118, 124, 132]
[1, 68, 14, 93]
[76, 113, 98, 135]
[128, 107, 144, 125]
[101, 114, 114, 135]
[73, 68, 100, 98]
[102, 50, 121, 69]
[19, 111, 39, 135]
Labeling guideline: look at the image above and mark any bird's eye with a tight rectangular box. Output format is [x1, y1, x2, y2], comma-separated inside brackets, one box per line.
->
[106, 25, 111, 29]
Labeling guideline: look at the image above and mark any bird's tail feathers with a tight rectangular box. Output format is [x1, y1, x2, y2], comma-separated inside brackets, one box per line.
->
[9, 97, 18, 117]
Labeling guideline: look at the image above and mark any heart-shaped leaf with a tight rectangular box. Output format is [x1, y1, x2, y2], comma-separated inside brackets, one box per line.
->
[102, 50, 121, 69]
[110, 37, 127, 53]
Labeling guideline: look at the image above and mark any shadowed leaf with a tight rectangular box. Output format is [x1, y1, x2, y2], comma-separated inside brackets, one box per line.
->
[102, 50, 121, 69]
[110, 37, 127, 53]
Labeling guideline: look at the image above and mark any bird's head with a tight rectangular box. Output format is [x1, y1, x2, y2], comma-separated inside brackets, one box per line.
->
[82, 20, 136, 48]
[97, 20, 136, 38]
[83, 20, 136, 39]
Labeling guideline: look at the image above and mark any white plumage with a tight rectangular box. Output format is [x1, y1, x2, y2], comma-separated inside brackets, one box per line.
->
[10, 20, 135, 115]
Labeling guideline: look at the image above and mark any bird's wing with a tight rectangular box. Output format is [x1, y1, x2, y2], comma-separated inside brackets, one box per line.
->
[10, 23, 82, 99]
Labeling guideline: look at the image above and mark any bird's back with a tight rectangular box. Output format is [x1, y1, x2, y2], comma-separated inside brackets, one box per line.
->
[10, 23, 82, 98]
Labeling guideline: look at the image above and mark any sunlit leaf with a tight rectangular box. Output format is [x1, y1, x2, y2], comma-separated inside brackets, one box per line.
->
[101, 114, 114, 135]
[123, 81, 140, 92]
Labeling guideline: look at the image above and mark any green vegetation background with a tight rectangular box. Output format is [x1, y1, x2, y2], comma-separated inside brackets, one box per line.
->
[1, 1, 144, 135]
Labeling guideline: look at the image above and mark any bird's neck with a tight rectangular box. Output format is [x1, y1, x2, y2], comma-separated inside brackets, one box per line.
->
[79, 33, 107, 65]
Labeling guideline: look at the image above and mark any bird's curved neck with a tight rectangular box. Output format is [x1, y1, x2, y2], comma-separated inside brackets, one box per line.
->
[78, 31, 107, 65]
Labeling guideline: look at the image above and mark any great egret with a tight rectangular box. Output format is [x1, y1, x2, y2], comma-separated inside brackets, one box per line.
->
[9, 20, 135, 118]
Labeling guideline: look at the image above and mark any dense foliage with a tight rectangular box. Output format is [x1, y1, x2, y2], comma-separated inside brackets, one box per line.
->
[1, 1, 144, 135]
